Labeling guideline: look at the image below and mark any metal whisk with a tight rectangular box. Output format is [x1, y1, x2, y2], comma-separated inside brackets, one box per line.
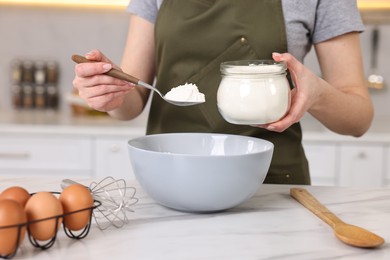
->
[61, 177, 138, 230]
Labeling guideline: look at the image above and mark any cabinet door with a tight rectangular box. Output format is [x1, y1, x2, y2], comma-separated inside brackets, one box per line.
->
[94, 137, 136, 180]
[303, 142, 337, 186]
[339, 144, 384, 187]
[0, 135, 92, 177]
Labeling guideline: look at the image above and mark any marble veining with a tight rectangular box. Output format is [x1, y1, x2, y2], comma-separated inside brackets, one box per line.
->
[0, 177, 389, 260]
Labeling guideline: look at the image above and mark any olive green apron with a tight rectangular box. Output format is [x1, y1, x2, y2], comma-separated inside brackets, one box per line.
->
[148, 0, 310, 185]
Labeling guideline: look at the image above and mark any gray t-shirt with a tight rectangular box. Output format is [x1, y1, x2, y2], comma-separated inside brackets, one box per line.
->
[127, 0, 364, 62]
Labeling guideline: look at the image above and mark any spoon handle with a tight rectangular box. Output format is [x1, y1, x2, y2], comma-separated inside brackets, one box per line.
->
[71, 54, 140, 85]
[290, 188, 344, 229]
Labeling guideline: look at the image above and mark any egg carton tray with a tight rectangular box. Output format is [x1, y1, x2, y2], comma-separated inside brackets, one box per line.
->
[0, 192, 101, 259]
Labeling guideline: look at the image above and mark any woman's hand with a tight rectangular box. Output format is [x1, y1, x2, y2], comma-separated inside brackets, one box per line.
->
[254, 52, 322, 132]
[72, 49, 135, 112]
[255, 32, 373, 137]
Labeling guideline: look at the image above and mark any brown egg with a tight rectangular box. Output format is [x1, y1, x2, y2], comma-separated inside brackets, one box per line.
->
[60, 184, 94, 231]
[25, 192, 63, 241]
[0, 186, 30, 207]
[0, 199, 27, 256]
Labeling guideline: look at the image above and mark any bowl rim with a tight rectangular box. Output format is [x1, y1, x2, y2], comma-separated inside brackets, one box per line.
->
[128, 132, 274, 157]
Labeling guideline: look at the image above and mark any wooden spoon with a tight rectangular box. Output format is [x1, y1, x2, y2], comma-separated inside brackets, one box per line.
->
[290, 188, 384, 248]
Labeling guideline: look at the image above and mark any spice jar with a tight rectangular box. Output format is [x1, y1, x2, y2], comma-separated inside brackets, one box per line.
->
[217, 60, 291, 125]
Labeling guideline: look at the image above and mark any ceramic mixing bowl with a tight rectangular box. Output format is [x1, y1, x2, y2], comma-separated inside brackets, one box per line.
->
[127, 133, 273, 212]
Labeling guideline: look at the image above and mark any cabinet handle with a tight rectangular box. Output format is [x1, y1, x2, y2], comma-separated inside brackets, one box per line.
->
[109, 144, 120, 153]
[0, 152, 30, 159]
[357, 152, 367, 159]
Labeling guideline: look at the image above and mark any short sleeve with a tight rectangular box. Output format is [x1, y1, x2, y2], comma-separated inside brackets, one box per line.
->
[127, 0, 159, 24]
[313, 0, 364, 44]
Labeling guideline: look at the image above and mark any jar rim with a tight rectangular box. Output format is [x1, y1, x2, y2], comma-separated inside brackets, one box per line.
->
[221, 60, 286, 75]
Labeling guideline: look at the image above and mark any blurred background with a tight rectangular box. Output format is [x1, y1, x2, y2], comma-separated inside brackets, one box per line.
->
[0, 0, 389, 120]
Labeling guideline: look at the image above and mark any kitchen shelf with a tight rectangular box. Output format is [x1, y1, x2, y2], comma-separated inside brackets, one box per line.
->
[0, 0, 129, 9]
[358, 0, 390, 10]
[0, 0, 389, 12]
[360, 10, 390, 24]
[1, 0, 390, 23]
[358, 0, 390, 24]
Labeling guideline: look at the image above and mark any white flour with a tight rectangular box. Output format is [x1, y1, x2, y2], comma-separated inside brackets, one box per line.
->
[165, 83, 205, 103]
[223, 64, 283, 74]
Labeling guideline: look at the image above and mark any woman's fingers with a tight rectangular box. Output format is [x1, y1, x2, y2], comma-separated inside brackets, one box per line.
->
[255, 52, 317, 132]
[85, 49, 113, 64]
[74, 62, 112, 78]
[84, 89, 133, 112]
[72, 49, 136, 112]
[73, 73, 132, 89]
[77, 81, 132, 100]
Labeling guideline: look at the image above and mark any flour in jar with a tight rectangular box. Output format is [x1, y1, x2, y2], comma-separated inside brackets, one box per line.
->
[164, 83, 205, 103]
[223, 63, 283, 74]
[217, 61, 290, 125]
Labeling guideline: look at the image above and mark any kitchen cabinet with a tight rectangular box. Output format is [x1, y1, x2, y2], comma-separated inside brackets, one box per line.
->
[0, 134, 92, 177]
[0, 110, 146, 179]
[303, 140, 386, 187]
[338, 144, 385, 187]
[0, 134, 140, 179]
[303, 143, 338, 186]
[1, 111, 389, 187]
[94, 137, 135, 180]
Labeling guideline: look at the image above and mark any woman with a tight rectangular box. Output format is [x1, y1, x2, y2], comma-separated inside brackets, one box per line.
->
[73, 0, 373, 184]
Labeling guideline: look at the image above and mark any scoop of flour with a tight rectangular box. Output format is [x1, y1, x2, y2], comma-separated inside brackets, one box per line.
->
[164, 83, 205, 103]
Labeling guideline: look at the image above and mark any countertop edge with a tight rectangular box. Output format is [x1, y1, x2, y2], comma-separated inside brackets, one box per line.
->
[1, 111, 389, 142]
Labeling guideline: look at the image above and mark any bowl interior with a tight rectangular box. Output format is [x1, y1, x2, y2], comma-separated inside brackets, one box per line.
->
[128, 133, 273, 156]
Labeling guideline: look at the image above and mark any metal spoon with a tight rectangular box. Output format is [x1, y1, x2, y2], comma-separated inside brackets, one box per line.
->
[71, 54, 204, 106]
[290, 188, 385, 248]
[367, 27, 384, 89]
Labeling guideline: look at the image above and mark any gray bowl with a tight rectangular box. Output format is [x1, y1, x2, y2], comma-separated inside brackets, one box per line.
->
[128, 133, 273, 212]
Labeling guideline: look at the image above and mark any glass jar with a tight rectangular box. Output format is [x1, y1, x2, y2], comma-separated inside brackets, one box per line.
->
[217, 60, 291, 125]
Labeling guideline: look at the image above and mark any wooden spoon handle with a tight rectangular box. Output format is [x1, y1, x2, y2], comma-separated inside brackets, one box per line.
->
[290, 188, 344, 229]
[71, 54, 140, 85]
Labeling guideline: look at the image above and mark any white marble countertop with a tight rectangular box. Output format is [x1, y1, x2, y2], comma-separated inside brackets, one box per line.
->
[1, 177, 389, 260]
